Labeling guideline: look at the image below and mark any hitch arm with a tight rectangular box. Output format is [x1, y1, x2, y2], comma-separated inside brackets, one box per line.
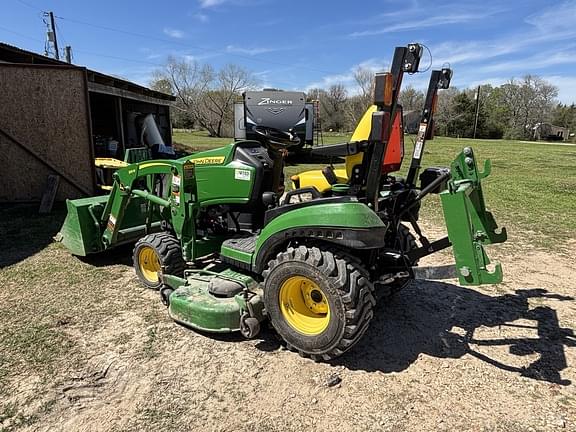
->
[405, 68, 453, 186]
[363, 43, 424, 210]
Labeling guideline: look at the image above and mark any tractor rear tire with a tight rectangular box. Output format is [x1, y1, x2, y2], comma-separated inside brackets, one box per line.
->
[263, 245, 375, 361]
[133, 232, 186, 290]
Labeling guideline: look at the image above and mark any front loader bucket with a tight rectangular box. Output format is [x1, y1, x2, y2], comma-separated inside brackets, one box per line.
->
[56, 195, 109, 256]
[440, 147, 507, 285]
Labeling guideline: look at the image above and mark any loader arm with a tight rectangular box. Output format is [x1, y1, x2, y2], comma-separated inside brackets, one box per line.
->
[101, 159, 198, 260]
[58, 159, 198, 259]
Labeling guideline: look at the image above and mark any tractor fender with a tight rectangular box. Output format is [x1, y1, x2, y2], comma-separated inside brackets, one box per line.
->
[252, 202, 388, 273]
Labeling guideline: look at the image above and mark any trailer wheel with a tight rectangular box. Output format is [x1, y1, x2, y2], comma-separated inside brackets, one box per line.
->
[133, 232, 185, 289]
[263, 245, 375, 361]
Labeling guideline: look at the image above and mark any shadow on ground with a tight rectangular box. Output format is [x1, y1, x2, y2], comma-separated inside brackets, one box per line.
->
[0, 203, 67, 267]
[78, 243, 134, 267]
[333, 282, 575, 386]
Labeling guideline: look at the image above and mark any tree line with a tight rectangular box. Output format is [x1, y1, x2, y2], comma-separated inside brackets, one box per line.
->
[151, 57, 574, 140]
[151, 56, 257, 138]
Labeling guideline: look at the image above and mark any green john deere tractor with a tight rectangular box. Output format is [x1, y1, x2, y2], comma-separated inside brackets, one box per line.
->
[57, 43, 506, 360]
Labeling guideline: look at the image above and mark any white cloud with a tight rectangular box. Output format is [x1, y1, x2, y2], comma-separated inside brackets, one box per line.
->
[430, 41, 515, 67]
[306, 2, 576, 104]
[198, 0, 228, 8]
[252, 69, 271, 77]
[461, 76, 509, 90]
[350, 13, 489, 37]
[348, 2, 506, 38]
[163, 28, 185, 39]
[225, 45, 276, 56]
[478, 51, 576, 74]
[543, 75, 576, 105]
[356, 58, 389, 73]
[525, 0, 576, 32]
[305, 58, 390, 93]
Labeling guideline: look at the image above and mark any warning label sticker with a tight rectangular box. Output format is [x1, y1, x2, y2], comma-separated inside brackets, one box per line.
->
[413, 123, 427, 159]
[107, 214, 117, 232]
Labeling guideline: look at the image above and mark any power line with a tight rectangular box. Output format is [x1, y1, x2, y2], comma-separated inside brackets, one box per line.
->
[55, 15, 338, 75]
[0, 25, 299, 86]
[9, 0, 335, 80]
[13, 0, 43, 12]
[0, 25, 43, 43]
[1, 17, 304, 87]
[0, 25, 167, 67]
[72, 48, 164, 66]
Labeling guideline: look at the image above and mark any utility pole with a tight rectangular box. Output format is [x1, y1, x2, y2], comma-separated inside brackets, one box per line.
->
[472, 85, 481, 139]
[64, 46, 72, 63]
[43, 11, 59, 60]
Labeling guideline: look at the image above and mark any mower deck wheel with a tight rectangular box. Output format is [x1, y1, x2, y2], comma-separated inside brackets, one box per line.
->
[240, 313, 261, 339]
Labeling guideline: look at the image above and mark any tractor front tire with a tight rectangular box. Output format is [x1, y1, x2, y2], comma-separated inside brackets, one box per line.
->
[133, 232, 185, 289]
[263, 245, 375, 361]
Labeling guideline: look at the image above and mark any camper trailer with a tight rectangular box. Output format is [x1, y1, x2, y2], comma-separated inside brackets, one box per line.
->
[234, 90, 315, 148]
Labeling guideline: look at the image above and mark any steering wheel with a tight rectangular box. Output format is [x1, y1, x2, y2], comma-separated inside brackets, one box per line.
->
[252, 126, 300, 150]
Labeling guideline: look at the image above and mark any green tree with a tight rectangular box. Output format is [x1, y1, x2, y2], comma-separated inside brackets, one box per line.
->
[450, 92, 476, 137]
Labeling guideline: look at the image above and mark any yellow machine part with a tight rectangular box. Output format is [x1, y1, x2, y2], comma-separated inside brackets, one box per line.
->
[279, 275, 331, 335]
[137, 246, 161, 284]
[291, 169, 348, 194]
[95, 158, 129, 191]
[345, 105, 377, 177]
[94, 157, 129, 169]
[292, 105, 376, 193]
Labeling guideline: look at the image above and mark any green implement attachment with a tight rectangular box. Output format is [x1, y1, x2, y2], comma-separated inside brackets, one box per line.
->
[440, 147, 507, 285]
[57, 195, 109, 256]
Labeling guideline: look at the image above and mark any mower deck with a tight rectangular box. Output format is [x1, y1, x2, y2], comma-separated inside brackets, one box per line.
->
[166, 266, 265, 334]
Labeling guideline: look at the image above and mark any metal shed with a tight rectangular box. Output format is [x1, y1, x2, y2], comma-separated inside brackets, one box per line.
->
[0, 42, 175, 202]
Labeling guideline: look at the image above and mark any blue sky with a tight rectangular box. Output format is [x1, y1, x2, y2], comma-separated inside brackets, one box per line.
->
[2, 0, 576, 103]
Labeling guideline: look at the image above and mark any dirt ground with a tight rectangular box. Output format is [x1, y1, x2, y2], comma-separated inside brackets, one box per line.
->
[1, 218, 575, 432]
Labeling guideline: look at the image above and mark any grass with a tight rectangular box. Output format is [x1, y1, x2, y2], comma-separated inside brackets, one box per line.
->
[173, 130, 576, 247]
[406, 136, 576, 246]
[173, 129, 350, 149]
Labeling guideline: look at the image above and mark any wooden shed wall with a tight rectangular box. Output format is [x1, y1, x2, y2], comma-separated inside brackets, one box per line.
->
[0, 64, 95, 202]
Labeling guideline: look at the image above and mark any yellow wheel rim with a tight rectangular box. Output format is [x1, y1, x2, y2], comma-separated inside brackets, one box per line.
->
[279, 276, 330, 335]
[138, 246, 161, 283]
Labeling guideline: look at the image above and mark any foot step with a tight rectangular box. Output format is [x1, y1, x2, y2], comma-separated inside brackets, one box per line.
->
[222, 235, 258, 254]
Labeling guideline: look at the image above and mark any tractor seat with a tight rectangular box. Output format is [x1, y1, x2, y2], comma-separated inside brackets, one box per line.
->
[290, 168, 348, 195]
